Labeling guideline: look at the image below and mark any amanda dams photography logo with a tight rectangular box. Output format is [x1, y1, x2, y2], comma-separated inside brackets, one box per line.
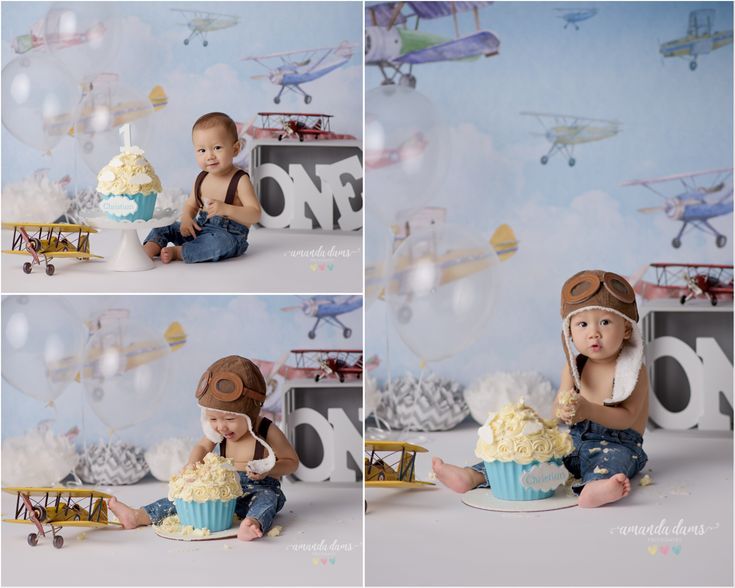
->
[287, 539, 359, 566]
[284, 246, 361, 271]
[610, 518, 721, 556]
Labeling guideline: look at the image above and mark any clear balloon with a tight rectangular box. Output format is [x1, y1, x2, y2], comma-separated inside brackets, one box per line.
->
[365, 208, 393, 310]
[1, 54, 80, 152]
[386, 224, 500, 362]
[74, 79, 154, 173]
[44, 2, 121, 82]
[1, 296, 86, 404]
[365, 85, 449, 226]
[81, 319, 170, 431]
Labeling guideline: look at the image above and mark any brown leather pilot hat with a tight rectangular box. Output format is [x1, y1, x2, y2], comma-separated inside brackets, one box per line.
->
[561, 269, 638, 324]
[195, 355, 267, 423]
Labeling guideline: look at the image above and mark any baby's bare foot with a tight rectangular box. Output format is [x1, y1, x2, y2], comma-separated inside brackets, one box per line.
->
[432, 457, 484, 494]
[108, 497, 151, 529]
[578, 473, 630, 508]
[143, 241, 161, 260]
[237, 517, 263, 541]
[160, 246, 182, 263]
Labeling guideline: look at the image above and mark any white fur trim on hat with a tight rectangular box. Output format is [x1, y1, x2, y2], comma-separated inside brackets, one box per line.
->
[200, 408, 276, 473]
[562, 306, 644, 405]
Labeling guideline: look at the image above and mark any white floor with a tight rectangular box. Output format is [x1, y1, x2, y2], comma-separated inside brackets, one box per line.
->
[1, 226, 362, 293]
[365, 422, 733, 586]
[1, 480, 362, 586]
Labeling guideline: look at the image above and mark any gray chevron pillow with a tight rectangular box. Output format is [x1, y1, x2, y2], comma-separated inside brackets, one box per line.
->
[76, 441, 149, 485]
[376, 372, 468, 431]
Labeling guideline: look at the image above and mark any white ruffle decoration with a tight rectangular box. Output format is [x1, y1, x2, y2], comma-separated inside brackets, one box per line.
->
[464, 371, 555, 425]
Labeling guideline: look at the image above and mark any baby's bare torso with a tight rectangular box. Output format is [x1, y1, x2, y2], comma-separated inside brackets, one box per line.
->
[200, 172, 242, 206]
[222, 419, 270, 472]
[579, 360, 648, 434]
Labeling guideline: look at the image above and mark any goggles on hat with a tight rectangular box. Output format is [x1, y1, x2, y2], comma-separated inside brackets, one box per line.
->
[195, 370, 265, 406]
[562, 271, 635, 306]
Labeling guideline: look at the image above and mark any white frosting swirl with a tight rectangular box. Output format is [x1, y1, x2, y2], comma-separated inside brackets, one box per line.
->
[475, 400, 573, 464]
[97, 146, 162, 195]
[168, 453, 243, 503]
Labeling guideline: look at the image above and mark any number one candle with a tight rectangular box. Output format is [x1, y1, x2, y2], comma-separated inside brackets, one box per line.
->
[119, 123, 132, 149]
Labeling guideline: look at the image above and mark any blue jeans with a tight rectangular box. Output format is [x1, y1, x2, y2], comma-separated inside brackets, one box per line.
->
[470, 462, 491, 489]
[562, 420, 648, 494]
[144, 212, 249, 263]
[143, 472, 286, 533]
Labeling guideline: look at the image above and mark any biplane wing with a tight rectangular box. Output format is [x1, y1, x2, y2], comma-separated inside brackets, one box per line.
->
[2, 222, 98, 233]
[367, 1, 493, 25]
[395, 31, 499, 64]
[2, 250, 102, 259]
[365, 440, 429, 453]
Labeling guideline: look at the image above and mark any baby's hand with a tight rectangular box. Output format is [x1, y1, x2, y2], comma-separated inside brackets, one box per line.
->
[205, 199, 228, 218]
[180, 216, 201, 238]
[245, 466, 269, 481]
[556, 388, 579, 423]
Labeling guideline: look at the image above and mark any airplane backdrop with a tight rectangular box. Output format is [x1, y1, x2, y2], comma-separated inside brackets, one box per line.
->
[1, 295, 363, 445]
[1, 2, 361, 199]
[365, 1, 733, 384]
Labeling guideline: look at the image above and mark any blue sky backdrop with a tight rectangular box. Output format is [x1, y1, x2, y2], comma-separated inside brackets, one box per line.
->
[366, 1, 733, 386]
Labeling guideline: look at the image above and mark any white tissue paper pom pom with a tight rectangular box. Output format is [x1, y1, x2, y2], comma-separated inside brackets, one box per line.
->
[1, 170, 71, 222]
[376, 371, 469, 431]
[464, 371, 555, 424]
[2, 427, 79, 486]
[145, 438, 193, 482]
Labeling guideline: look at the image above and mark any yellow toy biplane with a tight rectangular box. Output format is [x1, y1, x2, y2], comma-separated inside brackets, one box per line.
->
[3, 487, 121, 548]
[2, 222, 102, 275]
[365, 440, 435, 489]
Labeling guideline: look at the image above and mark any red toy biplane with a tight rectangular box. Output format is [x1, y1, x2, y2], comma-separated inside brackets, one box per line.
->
[248, 112, 356, 142]
[632, 263, 733, 306]
[290, 349, 363, 382]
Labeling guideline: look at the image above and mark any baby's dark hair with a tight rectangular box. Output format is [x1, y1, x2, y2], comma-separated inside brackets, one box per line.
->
[192, 112, 238, 144]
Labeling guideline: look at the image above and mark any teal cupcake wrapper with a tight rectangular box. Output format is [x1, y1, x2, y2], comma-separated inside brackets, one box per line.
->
[175, 498, 237, 532]
[484, 458, 564, 501]
[100, 192, 157, 221]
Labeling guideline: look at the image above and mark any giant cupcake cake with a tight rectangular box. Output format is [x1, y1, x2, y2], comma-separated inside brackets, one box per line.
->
[97, 146, 161, 221]
[168, 453, 243, 532]
[475, 399, 573, 501]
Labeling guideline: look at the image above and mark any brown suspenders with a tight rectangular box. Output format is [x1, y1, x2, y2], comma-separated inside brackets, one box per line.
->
[194, 169, 249, 210]
[218, 416, 272, 461]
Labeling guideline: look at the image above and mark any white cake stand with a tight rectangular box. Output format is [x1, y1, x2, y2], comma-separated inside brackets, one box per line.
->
[84, 209, 179, 272]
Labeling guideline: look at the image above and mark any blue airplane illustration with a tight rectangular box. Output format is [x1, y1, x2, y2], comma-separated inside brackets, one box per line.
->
[243, 41, 356, 104]
[624, 168, 733, 249]
[555, 8, 598, 31]
[282, 296, 362, 339]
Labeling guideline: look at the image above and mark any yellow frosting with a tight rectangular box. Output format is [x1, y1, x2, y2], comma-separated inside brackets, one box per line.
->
[96, 146, 162, 195]
[475, 399, 573, 465]
[168, 453, 243, 503]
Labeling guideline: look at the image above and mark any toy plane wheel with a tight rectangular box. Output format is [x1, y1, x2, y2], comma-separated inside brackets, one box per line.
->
[308, 330, 316, 339]
[23, 262, 32, 274]
[184, 38, 189, 45]
[672, 237, 682, 249]
[45, 264, 55, 276]
[274, 96, 281, 105]
[680, 295, 687, 305]
[716, 235, 726, 248]
[689, 60, 697, 71]
[343, 328, 352, 338]
[53, 535, 64, 549]
[304, 95, 312, 105]
[203, 40, 208, 47]
[568, 158, 576, 167]
[27, 533, 38, 547]
[711, 297, 718, 307]
[540, 155, 549, 165]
